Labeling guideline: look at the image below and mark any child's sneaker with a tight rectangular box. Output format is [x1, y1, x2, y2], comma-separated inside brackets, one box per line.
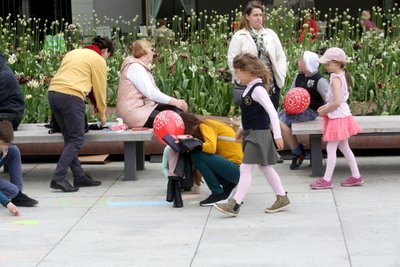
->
[309, 178, 333, 190]
[265, 192, 291, 213]
[213, 198, 241, 217]
[290, 144, 306, 170]
[340, 176, 364, 187]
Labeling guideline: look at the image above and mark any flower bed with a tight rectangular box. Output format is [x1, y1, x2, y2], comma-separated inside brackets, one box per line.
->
[0, 5, 399, 123]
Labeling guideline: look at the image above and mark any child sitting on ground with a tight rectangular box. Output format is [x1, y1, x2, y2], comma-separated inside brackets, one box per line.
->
[0, 121, 38, 213]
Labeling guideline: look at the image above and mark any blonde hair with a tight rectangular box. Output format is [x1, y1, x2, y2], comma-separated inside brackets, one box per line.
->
[360, 10, 371, 21]
[130, 39, 151, 58]
[240, 1, 264, 31]
[233, 53, 270, 89]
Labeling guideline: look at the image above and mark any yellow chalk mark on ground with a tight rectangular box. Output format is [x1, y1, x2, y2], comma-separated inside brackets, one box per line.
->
[13, 220, 39, 225]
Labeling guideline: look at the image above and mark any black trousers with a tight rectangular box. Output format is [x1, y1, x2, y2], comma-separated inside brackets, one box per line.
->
[48, 91, 86, 182]
[143, 103, 182, 128]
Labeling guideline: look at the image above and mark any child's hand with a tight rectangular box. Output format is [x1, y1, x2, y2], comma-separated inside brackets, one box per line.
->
[274, 138, 284, 150]
[7, 202, 20, 216]
[317, 105, 326, 116]
[236, 128, 243, 139]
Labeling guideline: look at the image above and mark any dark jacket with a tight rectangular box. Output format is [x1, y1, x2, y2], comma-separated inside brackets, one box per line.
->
[0, 52, 25, 128]
[294, 72, 325, 111]
[174, 153, 195, 189]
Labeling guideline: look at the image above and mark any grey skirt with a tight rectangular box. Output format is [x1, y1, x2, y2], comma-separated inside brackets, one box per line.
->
[242, 129, 278, 165]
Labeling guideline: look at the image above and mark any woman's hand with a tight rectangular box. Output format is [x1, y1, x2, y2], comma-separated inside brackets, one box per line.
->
[274, 138, 284, 150]
[100, 116, 107, 127]
[170, 98, 188, 111]
[7, 202, 20, 216]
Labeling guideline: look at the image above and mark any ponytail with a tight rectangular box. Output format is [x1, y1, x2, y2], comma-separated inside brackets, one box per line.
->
[340, 62, 352, 90]
[260, 68, 270, 89]
[92, 36, 115, 57]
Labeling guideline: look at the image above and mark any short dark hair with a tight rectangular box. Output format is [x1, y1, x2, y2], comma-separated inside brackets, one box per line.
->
[92, 36, 115, 57]
[157, 19, 167, 28]
[0, 120, 14, 143]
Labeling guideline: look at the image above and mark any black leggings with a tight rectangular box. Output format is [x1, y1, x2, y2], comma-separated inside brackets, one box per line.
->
[143, 104, 182, 128]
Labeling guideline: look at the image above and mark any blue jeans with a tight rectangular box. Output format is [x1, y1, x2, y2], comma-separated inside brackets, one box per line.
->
[279, 108, 319, 128]
[190, 150, 239, 195]
[0, 145, 23, 199]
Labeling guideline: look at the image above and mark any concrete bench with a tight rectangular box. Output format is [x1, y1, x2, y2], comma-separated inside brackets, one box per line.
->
[13, 124, 154, 181]
[292, 115, 400, 177]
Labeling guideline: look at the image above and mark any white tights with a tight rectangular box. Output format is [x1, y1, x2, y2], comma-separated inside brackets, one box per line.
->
[323, 139, 361, 181]
[234, 163, 285, 204]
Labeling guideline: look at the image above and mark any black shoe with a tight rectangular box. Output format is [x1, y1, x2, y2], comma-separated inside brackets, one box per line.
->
[11, 192, 39, 207]
[172, 180, 183, 208]
[50, 180, 79, 192]
[290, 144, 306, 170]
[276, 151, 284, 163]
[290, 154, 303, 170]
[199, 193, 227, 206]
[223, 183, 237, 198]
[166, 179, 174, 202]
[74, 173, 102, 187]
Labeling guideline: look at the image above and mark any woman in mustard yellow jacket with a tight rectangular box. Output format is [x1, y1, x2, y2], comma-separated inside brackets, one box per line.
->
[48, 36, 114, 192]
[180, 113, 242, 206]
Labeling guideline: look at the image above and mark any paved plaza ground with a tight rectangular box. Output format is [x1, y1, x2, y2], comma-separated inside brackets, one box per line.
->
[0, 155, 399, 267]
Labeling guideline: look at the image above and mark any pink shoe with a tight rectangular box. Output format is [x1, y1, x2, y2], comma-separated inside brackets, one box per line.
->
[340, 176, 364, 187]
[310, 178, 333, 190]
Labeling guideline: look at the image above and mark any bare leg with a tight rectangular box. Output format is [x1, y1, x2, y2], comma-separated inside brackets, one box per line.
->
[281, 121, 306, 170]
[168, 150, 180, 176]
[280, 121, 298, 149]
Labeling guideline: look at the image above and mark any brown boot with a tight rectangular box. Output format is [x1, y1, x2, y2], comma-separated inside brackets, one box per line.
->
[265, 192, 291, 213]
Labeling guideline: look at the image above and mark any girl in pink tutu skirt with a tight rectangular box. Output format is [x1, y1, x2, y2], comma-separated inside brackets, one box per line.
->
[310, 47, 363, 189]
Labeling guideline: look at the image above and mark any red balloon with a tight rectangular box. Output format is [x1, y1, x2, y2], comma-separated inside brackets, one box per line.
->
[153, 110, 185, 144]
[283, 87, 311, 115]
